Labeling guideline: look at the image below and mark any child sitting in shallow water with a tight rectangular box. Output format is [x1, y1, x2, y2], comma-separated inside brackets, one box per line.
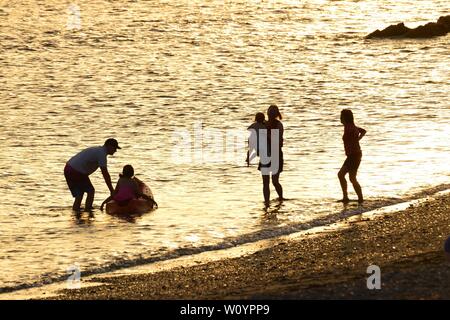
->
[100, 165, 157, 210]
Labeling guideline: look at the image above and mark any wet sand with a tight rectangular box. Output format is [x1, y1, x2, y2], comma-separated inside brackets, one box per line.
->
[51, 194, 450, 300]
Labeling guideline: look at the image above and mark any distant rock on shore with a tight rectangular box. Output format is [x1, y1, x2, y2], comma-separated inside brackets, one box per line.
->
[366, 15, 450, 39]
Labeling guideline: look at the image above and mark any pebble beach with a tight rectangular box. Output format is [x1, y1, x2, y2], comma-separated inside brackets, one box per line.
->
[50, 193, 450, 300]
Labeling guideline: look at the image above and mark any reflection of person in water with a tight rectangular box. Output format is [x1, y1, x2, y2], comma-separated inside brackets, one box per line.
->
[259, 105, 284, 207]
[337, 109, 366, 204]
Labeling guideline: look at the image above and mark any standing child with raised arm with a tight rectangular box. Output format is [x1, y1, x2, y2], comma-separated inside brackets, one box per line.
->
[337, 109, 366, 203]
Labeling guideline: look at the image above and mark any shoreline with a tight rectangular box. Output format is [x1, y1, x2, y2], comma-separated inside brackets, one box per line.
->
[39, 190, 450, 300]
[1, 186, 446, 299]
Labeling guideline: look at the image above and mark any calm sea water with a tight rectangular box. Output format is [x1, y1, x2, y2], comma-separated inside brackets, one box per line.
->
[0, 0, 449, 292]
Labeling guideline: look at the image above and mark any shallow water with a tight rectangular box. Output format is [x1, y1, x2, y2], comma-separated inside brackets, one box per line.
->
[0, 0, 449, 291]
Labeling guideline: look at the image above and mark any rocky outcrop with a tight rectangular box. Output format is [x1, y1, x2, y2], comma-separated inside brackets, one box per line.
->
[366, 15, 450, 39]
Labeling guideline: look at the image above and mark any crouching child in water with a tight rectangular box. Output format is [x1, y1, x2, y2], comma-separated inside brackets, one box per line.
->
[100, 165, 158, 210]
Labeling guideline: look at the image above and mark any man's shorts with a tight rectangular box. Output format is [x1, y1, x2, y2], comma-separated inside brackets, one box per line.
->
[64, 163, 94, 198]
[343, 152, 362, 172]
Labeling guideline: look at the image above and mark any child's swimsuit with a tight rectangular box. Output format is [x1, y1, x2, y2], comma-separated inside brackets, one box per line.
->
[342, 124, 363, 171]
[113, 185, 136, 206]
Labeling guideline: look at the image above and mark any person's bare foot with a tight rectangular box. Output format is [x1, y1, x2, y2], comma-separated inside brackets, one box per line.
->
[337, 197, 350, 204]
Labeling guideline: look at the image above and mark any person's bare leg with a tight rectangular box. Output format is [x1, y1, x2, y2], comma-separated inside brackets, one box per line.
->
[85, 190, 95, 211]
[73, 195, 83, 211]
[262, 175, 270, 207]
[349, 171, 363, 203]
[338, 166, 349, 202]
[272, 173, 283, 200]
